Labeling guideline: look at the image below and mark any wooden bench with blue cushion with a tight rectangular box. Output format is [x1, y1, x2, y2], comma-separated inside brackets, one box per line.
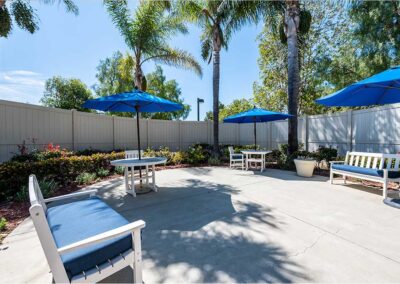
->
[28, 175, 145, 283]
[330, 151, 400, 199]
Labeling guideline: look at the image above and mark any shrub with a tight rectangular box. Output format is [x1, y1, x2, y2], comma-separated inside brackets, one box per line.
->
[0, 152, 124, 201]
[186, 145, 209, 164]
[0, 217, 7, 231]
[171, 151, 187, 165]
[113, 166, 125, 175]
[13, 178, 58, 202]
[144, 146, 175, 165]
[97, 168, 110, 178]
[76, 172, 98, 185]
[208, 157, 222, 166]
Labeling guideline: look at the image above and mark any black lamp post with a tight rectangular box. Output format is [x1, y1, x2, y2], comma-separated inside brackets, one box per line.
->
[197, 98, 204, 121]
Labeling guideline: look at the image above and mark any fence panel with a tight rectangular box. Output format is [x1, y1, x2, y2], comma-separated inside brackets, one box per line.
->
[2, 99, 400, 162]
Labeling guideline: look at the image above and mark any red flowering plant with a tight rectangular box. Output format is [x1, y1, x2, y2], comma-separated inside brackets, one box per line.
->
[34, 143, 73, 161]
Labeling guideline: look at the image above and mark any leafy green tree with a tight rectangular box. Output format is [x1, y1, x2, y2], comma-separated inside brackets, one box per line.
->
[104, 0, 202, 92]
[0, 0, 78, 37]
[348, 1, 400, 74]
[144, 66, 190, 120]
[254, 1, 345, 116]
[41, 76, 93, 112]
[93, 51, 135, 97]
[204, 99, 253, 121]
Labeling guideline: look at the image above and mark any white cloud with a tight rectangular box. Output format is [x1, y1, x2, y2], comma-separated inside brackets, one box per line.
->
[0, 70, 45, 104]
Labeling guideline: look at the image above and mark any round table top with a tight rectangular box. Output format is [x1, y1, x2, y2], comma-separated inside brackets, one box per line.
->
[111, 157, 167, 167]
[241, 150, 272, 155]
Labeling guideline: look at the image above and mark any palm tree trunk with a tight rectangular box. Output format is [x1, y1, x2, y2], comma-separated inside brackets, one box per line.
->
[212, 49, 220, 157]
[285, 1, 300, 156]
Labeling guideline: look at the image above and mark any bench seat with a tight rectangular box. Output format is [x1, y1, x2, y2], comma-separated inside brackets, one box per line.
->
[332, 164, 400, 179]
[47, 197, 132, 280]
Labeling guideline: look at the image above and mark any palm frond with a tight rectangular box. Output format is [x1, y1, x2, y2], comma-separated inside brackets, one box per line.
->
[200, 38, 212, 62]
[104, 0, 136, 50]
[10, 0, 39, 33]
[146, 47, 203, 77]
[40, 0, 79, 15]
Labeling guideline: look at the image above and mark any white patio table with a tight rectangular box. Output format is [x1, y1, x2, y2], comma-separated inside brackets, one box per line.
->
[111, 157, 167, 197]
[241, 150, 272, 172]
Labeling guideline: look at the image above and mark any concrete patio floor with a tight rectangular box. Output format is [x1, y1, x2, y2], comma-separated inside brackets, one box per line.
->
[1, 167, 400, 283]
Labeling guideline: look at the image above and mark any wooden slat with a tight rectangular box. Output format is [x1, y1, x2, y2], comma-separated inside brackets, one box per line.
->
[372, 157, 378, 168]
[360, 156, 366, 167]
[366, 157, 372, 168]
[349, 155, 355, 166]
[394, 158, 400, 170]
[386, 158, 393, 169]
[379, 158, 384, 169]
[355, 156, 360, 167]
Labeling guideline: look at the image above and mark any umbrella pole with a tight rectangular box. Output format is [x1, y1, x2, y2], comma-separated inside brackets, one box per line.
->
[253, 120, 257, 150]
[135, 107, 143, 186]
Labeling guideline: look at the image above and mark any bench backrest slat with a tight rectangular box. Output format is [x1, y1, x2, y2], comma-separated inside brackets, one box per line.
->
[345, 151, 400, 171]
[125, 150, 143, 159]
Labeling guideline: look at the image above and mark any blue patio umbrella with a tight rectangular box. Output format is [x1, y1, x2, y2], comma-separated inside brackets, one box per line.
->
[223, 107, 292, 148]
[316, 66, 400, 106]
[82, 88, 183, 160]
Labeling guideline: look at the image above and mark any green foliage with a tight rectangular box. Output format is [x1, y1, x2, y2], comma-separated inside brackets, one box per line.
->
[97, 168, 110, 178]
[254, 2, 348, 115]
[207, 157, 221, 166]
[41, 76, 93, 112]
[145, 66, 190, 120]
[113, 166, 125, 175]
[0, 217, 7, 231]
[171, 151, 187, 165]
[0, 6, 11, 37]
[15, 178, 58, 202]
[218, 99, 254, 121]
[186, 145, 209, 164]
[349, 1, 400, 74]
[104, 0, 201, 90]
[93, 51, 135, 98]
[76, 172, 98, 185]
[0, 0, 78, 38]
[0, 152, 124, 201]
[314, 146, 337, 164]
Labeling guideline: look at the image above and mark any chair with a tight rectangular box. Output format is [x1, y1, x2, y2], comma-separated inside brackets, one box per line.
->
[228, 146, 244, 170]
[124, 150, 150, 194]
[28, 175, 145, 283]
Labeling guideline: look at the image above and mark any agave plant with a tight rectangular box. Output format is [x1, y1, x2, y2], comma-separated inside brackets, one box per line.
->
[104, 0, 202, 91]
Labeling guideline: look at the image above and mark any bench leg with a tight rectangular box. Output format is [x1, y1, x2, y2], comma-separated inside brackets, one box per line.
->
[132, 231, 143, 283]
[330, 170, 333, 184]
[383, 170, 388, 199]
[343, 175, 347, 184]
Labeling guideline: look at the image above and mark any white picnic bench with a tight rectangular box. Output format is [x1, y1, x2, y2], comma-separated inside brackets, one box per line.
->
[28, 175, 145, 283]
[330, 151, 400, 199]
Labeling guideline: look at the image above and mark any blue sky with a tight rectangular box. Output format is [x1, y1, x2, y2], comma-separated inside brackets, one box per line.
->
[0, 0, 262, 121]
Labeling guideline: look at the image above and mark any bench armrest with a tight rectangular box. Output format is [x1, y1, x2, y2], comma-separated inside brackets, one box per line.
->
[57, 220, 146, 255]
[329, 161, 346, 164]
[44, 189, 98, 203]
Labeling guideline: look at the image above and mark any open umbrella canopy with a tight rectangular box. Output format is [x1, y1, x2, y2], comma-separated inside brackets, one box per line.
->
[316, 65, 400, 107]
[82, 89, 183, 113]
[223, 108, 292, 123]
[224, 108, 292, 149]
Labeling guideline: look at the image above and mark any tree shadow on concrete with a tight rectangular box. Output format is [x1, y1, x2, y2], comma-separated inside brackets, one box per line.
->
[100, 178, 310, 283]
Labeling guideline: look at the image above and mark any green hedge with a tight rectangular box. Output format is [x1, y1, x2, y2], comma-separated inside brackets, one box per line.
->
[0, 152, 124, 201]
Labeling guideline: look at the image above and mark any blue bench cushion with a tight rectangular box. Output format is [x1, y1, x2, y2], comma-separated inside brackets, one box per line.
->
[332, 164, 400, 179]
[231, 154, 243, 159]
[46, 197, 132, 280]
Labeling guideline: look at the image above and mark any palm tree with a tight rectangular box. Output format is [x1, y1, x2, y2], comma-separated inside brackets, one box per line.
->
[0, 0, 78, 37]
[104, 0, 202, 91]
[177, 0, 239, 157]
[223, 0, 310, 156]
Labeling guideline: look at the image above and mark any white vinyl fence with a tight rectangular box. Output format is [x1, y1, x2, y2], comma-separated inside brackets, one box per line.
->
[1, 99, 400, 162]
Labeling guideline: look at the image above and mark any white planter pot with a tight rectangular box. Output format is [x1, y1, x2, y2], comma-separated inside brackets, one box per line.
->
[294, 159, 316, 177]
